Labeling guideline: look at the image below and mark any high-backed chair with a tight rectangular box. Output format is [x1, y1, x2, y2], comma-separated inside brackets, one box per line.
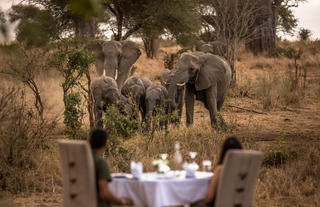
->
[214, 150, 263, 207]
[58, 140, 97, 207]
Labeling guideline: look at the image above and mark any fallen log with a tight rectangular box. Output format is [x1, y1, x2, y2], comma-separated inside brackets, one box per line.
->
[226, 104, 267, 114]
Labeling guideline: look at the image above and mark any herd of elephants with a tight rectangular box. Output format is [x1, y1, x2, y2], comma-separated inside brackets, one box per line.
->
[88, 40, 232, 130]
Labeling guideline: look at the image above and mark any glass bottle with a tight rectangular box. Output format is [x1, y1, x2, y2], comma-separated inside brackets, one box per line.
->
[172, 141, 183, 171]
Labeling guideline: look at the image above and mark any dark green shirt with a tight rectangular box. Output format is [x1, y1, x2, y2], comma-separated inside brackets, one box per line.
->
[92, 151, 112, 207]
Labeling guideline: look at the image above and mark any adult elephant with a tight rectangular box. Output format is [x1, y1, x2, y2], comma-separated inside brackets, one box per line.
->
[195, 40, 225, 55]
[167, 52, 232, 127]
[91, 76, 133, 127]
[86, 40, 141, 88]
[121, 76, 152, 122]
[161, 69, 185, 124]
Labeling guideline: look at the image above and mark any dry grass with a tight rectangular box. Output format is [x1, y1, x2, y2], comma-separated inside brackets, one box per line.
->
[1, 40, 320, 207]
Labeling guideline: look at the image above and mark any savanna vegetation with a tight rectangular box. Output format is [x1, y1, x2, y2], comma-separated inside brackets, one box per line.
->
[0, 0, 319, 206]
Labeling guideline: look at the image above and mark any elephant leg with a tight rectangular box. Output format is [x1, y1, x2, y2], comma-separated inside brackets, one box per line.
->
[217, 95, 227, 127]
[185, 84, 195, 126]
[205, 87, 218, 127]
[175, 101, 183, 125]
[218, 113, 227, 127]
[140, 102, 147, 124]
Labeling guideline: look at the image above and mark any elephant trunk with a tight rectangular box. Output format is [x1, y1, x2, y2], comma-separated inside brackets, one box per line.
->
[167, 84, 177, 110]
[117, 60, 131, 88]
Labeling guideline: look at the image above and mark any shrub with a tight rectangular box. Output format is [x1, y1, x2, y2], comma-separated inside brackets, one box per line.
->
[51, 47, 95, 136]
[0, 88, 58, 193]
[298, 28, 312, 41]
[103, 105, 139, 139]
[102, 105, 138, 172]
[63, 92, 86, 139]
[263, 132, 298, 167]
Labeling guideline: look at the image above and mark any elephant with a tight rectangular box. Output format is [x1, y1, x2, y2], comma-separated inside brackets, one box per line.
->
[86, 40, 141, 88]
[145, 83, 169, 131]
[195, 40, 226, 55]
[166, 51, 232, 127]
[195, 40, 215, 54]
[121, 76, 152, 122]
[161, 69, 185, 124]
[90, 76, 134, 127]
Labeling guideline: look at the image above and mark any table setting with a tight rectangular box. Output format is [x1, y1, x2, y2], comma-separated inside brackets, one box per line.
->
[109, 142, 214, 207]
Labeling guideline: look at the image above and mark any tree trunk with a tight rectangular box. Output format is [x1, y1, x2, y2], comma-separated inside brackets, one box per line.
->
[86, 71, 95, 130]
[143, 37, 158, 59]
[74, 17, 97, 38]
[246, 0, 280, 55]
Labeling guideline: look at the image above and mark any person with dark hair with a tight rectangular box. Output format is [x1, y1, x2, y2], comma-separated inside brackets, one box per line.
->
[89, 128, 133, 207]
[191, 136, 243, 207]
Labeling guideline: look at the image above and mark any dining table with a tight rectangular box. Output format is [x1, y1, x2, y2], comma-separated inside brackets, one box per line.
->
[109, 171, 213, 207]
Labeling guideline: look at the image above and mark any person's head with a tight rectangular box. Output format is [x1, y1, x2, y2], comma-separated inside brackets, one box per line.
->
[218, 136, 242, 164]
[89, 128, 109, 150]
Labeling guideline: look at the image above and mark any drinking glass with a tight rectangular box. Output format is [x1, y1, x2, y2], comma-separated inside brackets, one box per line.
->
[202, 160, 212, 172]
[160, 153, 168, 160]
[189, 152, 197, 161]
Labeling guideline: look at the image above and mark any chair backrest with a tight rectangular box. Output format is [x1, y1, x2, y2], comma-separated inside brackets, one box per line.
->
[214, 150, 263, 207]
[58, 140, 97, 207]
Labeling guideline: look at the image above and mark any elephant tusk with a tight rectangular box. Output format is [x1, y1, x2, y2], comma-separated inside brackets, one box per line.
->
[162, 81, 170, 86]
[176, 82, 186, 87]
[115, 69, 118, 80]
[103, 69, 106, 76]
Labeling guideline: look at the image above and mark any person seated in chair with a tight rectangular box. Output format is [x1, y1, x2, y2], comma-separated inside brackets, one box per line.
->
[192, 136, 243, 207]
[89, 128, 134, 207]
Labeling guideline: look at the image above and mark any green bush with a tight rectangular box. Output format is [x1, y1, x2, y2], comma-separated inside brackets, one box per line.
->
[263, 132, 298, 167]
[103, 105, 138, 139]
[102, 105, 138, 172]
[64, 92, 86, 139]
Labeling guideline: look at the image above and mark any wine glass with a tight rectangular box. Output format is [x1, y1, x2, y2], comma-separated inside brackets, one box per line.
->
[202, 160, 212, 172]
[160, 153, 168, 160]
[189, 152, 197, 161]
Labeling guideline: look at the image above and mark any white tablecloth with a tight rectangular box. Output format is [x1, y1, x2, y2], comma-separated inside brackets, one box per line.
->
[109, 171, 213, 207]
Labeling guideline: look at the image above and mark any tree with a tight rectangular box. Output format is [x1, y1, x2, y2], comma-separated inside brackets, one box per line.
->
[246, 0, 305, 55]
[9, 5, 60, 47]
[9, 0, 104, 41]
[199, 0, 262, 84]
[104, 0, 199, 58]
[298, 28, 311, 41]
[0, 45, 50, 119]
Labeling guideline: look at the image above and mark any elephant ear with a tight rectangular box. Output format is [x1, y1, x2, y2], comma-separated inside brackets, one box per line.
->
[195, 40, 206, 51]
[120, 41, 141, 66]
[194, 54, 213, 91]
[86, 40, 105, 76]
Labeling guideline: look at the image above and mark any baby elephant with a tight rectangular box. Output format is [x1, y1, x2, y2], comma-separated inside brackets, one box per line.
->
[121, 76, 152, 122]
[145, 83, 169, 132]
[91, 76, 133, 128]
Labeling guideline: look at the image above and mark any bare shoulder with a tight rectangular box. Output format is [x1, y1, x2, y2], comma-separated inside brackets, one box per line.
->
[214, 165, 223, 175]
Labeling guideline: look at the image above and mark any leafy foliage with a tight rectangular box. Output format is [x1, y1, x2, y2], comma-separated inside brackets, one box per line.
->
[102, 105, 138, 172]
[277, 5, 298, 35]
[64, 92, 86, 139]
[51, 47, 94, 138]
[103, 105, 138, 139]
[298, 28, 312, 41]
[10, 5, 60, 47]
[263, 132, 298, 167]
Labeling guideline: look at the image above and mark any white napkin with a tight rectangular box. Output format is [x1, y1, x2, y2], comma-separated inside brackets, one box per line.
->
[130, 161, 143, 179]
[184, 162, 199, 178]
